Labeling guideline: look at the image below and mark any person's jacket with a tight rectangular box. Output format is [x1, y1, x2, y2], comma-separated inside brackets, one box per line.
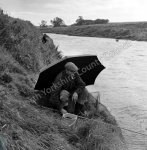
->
[49, 70, 86, 110]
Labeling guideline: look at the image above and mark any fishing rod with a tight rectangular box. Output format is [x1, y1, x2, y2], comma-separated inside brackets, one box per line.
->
[38, 104, 147, 137]
[33, 87, 147, 138]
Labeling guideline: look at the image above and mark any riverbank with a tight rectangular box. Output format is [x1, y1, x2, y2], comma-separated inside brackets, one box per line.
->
[0, 12, 126, 150]
[40, 22, 147, 41]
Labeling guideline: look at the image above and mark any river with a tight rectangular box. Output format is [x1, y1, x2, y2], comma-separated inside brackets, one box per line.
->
[48, 33, 147, 149]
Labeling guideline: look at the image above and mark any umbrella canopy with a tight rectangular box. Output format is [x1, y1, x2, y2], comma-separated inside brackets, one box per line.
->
[34, 54, 105, 90]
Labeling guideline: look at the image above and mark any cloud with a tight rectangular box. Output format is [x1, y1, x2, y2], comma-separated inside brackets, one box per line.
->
[2, 0, 147, 25]
[9, 11, 51, 26]
[10, 11, 49, 18]
[43, 0, 96, 16]
[17, 12, 48, 16]
[43, 0, 66, 6]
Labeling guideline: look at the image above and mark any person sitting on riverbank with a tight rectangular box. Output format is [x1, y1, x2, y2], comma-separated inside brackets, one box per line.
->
[42, 33, 49, 43]
[49, 62, 88, 115]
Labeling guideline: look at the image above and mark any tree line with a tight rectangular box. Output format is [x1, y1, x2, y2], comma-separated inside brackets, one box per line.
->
[72, 16, 109, 26]
[40, 16, 109, 28]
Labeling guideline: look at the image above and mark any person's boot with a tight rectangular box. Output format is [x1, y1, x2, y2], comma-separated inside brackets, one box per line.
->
[67, 97, 75, 114]
[75, 103, 86, 116]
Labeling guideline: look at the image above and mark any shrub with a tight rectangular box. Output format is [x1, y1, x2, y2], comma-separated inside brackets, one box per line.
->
[8, 65, 26, 75]
[0, 73, 12, 84]
[15, 83, 33, 98]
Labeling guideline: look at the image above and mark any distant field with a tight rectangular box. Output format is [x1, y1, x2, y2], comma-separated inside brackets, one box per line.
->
[40, 22, 147, 41]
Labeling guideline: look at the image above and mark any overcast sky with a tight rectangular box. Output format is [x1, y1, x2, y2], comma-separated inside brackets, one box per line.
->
[0, 0, 147, 26]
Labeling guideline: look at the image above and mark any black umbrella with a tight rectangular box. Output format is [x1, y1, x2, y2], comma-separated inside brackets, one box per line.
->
[34, 54, 105, 90]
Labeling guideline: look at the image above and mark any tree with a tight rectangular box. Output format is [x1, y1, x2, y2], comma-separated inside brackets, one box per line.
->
[40, 20, 47, 28]
[75, 16, 84, 25]
[0, 7, 3, 14]
[94, 19, 109, 24]
[50, 17, 65, 27]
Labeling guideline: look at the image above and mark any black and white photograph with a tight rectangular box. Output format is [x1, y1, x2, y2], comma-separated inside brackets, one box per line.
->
[0, 0, 147, 149]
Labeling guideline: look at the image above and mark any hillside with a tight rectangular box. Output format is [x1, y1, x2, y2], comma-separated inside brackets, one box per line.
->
[0, 12, 127, 150]
[40, 22, 147, 41]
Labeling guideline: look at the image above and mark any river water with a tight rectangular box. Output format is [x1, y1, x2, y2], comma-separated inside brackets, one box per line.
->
[48, 33, 147, 149]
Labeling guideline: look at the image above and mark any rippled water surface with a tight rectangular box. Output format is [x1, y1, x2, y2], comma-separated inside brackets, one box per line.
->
[48, 33, 147, 149]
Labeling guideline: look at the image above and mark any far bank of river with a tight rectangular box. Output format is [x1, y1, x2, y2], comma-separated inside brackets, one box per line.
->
[40, 22, 147, 42]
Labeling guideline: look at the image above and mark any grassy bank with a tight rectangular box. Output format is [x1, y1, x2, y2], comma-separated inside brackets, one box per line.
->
[40, 22, 147, 41]
[0, 11, 69, 150]
[0, 12, 126, 150]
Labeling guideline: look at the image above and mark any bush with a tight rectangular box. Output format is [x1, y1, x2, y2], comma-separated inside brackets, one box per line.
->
[15, 83, 33, 98]
[8, 65, 26, 75]
[0, 73, 12, 84]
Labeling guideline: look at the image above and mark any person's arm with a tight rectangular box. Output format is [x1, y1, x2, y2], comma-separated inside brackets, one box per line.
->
[50, 72, 63, 111]
[74, 74, 86, 95]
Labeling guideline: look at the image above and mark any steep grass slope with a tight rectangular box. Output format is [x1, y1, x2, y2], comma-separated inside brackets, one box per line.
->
[0, 12, 127, 150]
[0, 12, 74, 150]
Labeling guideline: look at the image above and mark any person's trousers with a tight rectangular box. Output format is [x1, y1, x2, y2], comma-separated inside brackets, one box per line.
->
[66, 88, 89, 114]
